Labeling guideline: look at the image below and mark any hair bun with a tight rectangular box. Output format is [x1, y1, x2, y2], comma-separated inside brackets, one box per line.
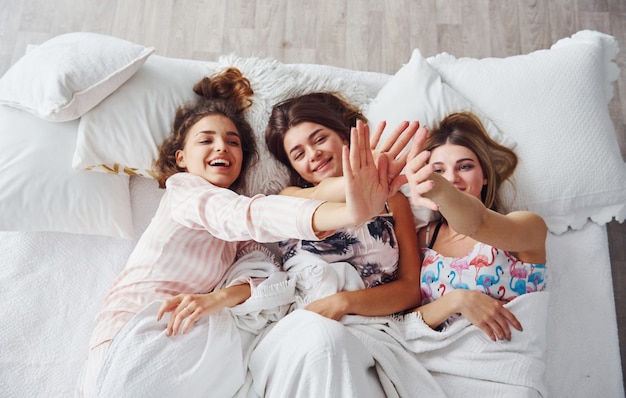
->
[192, 67, 253, 114]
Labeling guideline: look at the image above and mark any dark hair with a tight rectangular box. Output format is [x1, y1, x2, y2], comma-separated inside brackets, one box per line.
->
[425, 112, 518, 212]
[265, 92, 366, 187]
[154, 68, 258, 190]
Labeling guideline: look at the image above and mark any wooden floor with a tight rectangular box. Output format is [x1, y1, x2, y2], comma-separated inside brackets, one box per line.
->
[1, 0, 625, 389]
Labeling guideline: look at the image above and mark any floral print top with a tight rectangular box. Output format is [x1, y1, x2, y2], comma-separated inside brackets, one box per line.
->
[278, 215, 399, 288]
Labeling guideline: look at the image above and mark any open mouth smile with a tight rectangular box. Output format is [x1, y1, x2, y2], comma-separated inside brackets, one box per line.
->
[209, 159, 231, 167]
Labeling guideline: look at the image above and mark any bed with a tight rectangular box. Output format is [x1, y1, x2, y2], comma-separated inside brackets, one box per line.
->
[0, 30, 624, 397]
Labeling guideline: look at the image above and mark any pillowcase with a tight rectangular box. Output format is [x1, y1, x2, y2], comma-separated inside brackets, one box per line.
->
[426, 30, 626, 234]
[73, 55, 219, 178]
[365, 48, 516, 149]
[0, 32, 154, 122]
[0, 106, 133, 238]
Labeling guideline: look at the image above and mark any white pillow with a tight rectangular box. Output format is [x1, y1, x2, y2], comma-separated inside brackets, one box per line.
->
[365, 48, 516, 149]
[73, 55, 219, 178]
[426, 30, 626, 234]
[0, 32, 154, 122]
[0, 106, 133, 238]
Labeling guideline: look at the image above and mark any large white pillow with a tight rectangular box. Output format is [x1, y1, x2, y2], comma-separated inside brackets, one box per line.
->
[0, 32, 154, 122]
[426, 30, 626, 234]
[73, 55, 218, 179]
[0, 107, 133, 238]
[365, 48, 516, 149]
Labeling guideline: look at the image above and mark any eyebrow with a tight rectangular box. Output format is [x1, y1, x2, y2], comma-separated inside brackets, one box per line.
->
[195, 130, 241, 138]
[288, 128, 323, 156]
[431, 158, 476, 165]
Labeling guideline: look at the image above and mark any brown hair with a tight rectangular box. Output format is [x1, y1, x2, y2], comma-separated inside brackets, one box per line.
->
[154, 68, 258, 190]
[265, 92, 366, 187]
[425, 112, 517, 212]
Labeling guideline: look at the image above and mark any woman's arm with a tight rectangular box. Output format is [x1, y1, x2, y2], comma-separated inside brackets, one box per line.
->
[305, 192, 422, 318]
[171, 124, 392, 242]
[414, 288, 522, 341]
[405, 154, 547, 263]
[156, 284, 251, 336]
[280, 177, 346, 201]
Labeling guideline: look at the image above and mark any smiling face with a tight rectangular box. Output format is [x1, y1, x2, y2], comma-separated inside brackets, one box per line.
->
[175, 114, 244, 188]
[283, 122, 347, 185]
[429, 143, 487, 199]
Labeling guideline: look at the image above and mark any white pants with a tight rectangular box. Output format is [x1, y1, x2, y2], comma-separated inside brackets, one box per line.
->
[249, 309, 386, 398]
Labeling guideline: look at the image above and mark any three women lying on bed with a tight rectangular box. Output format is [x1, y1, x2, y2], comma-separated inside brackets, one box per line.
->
[77, 67, 547, 397]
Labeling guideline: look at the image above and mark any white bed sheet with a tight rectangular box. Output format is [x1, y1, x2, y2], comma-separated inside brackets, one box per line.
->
[0, 174, 623, 397]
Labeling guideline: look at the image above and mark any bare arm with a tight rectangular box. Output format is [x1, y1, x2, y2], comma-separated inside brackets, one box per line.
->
[157, 284, 251, 336]
[414, 288, 522, 341]
[405, 152, 547, 263]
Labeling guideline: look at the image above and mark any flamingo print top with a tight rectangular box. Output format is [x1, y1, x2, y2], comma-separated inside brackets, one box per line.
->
[420, 243, 547, 307]
[278, 214, 399, 288]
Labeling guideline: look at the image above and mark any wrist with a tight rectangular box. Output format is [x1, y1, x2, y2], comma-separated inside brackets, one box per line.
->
[219, 284, 251, 307]
[332, 291, 351, 316]
[449, 289, 466, 315]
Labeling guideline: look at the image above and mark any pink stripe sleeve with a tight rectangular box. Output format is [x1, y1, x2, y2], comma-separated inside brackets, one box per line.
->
[168, 173, 324, 242]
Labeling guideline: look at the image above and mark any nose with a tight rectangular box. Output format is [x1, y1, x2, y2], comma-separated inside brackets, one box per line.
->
[306, 146, 320, 161]
[214, 137, 228, 152]
[442, 169, 458, 183]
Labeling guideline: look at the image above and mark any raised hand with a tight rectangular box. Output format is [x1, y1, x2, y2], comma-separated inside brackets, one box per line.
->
[369, 120, 420, 184]
[343, 119, 390, 225]
[404, 125, 439, 211]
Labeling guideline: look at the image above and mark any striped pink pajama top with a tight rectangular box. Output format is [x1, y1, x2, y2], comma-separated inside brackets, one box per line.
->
[89, 173, 323, 349]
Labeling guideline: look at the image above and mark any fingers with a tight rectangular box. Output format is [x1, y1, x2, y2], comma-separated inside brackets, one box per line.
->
[502, 307, 523, 332]
[356, 120, 371, 167]
[343, 142, 352, 181]
[389, 174, 408, 194]
[348, 126, 360, 173]
[170, 302, 199, 336]
[376, 151, 390, 191]
[350, 120, 374, 171]
[405, 150, 439, 210]
[406, 150, 432, 176]
[407, 125, 429, 160]
[383, 121, 419, 159]
[373, 121, 407, 153]
[369, 120, 386, 150]
[156, 295, 182, 321]
[157, 294, 199, 336]
[480, 305, 522, 342]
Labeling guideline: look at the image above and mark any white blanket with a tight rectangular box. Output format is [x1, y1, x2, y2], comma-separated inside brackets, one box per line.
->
[94, 248, 296, 398]
[283, 254, 549, 398]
